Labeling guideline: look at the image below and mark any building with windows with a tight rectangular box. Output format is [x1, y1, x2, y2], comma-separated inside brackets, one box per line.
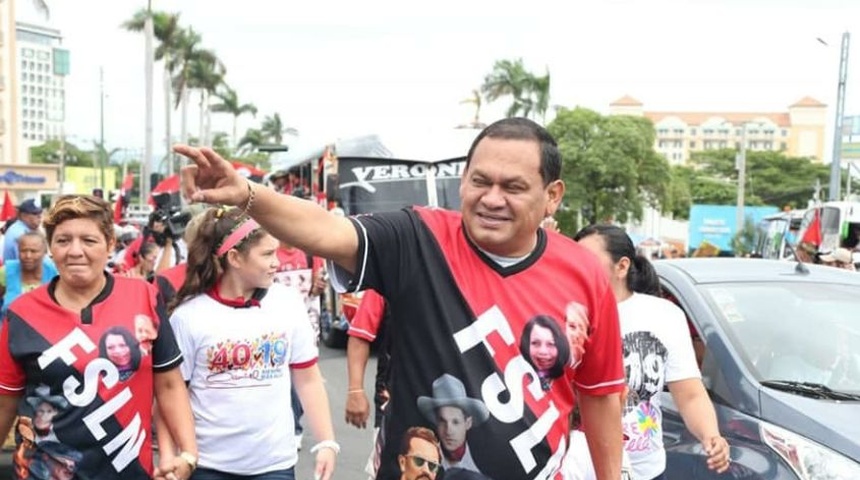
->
[0, 0, 20, 164]
[609, 95, 827, 166]
[15, 21, 68, 162]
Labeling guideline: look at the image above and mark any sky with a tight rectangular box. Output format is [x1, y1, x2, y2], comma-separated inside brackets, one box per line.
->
[16, 0, 860, 166]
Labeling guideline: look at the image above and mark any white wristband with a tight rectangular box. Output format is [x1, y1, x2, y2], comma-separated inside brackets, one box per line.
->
[310, 439, 340, 455]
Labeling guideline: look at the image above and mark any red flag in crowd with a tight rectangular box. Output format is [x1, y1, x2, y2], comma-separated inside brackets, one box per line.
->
[114, 174, 134, 223]
[800, 208, 822, 247]
[0, 191, 15, 221]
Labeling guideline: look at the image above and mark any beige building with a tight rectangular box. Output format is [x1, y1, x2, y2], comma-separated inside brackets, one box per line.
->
[609, 95, 827, 166]
[0, 0, 20, 165]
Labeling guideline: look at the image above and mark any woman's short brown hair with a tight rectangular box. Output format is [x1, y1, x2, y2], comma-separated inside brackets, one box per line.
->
[43, 195, 115, 245]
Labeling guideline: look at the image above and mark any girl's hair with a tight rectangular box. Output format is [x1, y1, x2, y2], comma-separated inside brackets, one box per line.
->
[573, 224, 661, 295]
[170, 207, 268, 313]
[137, 241, 158, 261]
[98, 326, 141, 371]
[43, 195, 114, 246]
[519, 315, 570, 379]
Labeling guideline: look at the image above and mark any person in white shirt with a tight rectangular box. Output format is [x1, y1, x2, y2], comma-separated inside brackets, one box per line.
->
[568, 225, 731, 480]
[161, 206, 338, 480]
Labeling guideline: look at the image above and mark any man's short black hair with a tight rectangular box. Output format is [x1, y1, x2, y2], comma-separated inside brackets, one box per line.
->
[465, 117, 562, 186]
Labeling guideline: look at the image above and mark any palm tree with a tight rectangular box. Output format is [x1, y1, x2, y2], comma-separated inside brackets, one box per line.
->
[211, 86, 257, 148]
[260, 113, 298, 145]
[529, 71, 551, 123]
[186, 53, 226, 146]
[168, 28, 221, 146]
[237, 128, 265, 155]
[459, 89, 483, 127]
[123, 9, 182, 173]
[481, 58, 531, 118]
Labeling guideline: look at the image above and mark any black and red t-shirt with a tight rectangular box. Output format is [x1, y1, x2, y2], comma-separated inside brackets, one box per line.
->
[0, 274, 183, 480]
[332, 207, 625, 480]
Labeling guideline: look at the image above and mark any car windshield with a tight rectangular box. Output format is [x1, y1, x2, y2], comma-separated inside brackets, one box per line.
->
[700, 281, 860, 393]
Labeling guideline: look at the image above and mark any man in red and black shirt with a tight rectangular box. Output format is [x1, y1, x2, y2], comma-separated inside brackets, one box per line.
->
[176, 117, 626, 480]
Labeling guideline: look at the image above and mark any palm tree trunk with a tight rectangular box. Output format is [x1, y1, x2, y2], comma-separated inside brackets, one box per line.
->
[232, 116, 238, 150]
[163, 64, 173, 173]
[204, 91, 212, 146]
[198, 89, 205, 146]
[180, 88, 189, 146]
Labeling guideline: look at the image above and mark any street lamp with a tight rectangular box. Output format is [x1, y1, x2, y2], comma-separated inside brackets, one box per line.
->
[819, 33, 851, 201]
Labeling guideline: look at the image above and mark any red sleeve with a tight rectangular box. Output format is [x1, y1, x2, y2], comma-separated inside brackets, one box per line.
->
[573, 286, 626, 396]
[347, 290, 385, 341]
[0, 318, 25, 394]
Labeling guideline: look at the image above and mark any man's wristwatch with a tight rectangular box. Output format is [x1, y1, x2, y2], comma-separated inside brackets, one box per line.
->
[178, 451, 198, 473]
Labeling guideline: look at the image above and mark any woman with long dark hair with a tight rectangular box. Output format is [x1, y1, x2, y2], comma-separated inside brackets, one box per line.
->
[565, 225, 730, 480]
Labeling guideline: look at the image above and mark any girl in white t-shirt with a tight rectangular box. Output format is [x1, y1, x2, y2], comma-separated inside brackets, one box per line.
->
[566, 225, 730, 480]
[161, 206, 338, 480]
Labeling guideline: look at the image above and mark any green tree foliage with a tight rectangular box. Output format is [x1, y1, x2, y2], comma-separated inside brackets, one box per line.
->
[29, 140, 95, 167]
[211, 86, 258, 147]
[671, 149, 831, 218]
[731, 217, 759, 257]
[547, 107, 671, 227]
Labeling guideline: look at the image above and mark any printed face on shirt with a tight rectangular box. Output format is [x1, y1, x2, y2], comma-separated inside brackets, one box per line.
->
[435, 406, 472, 455]
[33, 402, 58, 433]
[529, 324, 558, 372]
[105, 333, 132, 368]
[134, 314, 157, 355]
[399, 437, 441, 480]
[18, 235, 47, 273]
[49, 218, 114, 289]
[459, 137, 562, 257]
[230, 233, 279, 290]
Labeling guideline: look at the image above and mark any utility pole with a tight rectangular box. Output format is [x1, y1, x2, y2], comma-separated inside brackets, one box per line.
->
[142, 1, 154, 204]
[829, 32, 850, 201]
[736, 124, 747, 232]
[99, 67, 106, 190]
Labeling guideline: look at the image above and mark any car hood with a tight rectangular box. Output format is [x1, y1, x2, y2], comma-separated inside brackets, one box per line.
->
[760, 388, 860, 461]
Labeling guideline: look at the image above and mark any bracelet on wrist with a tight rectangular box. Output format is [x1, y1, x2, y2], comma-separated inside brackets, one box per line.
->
[178, 451, 198, 472]
[310, 439, 340, 455]
[348, 388, 364, 394]
[239, 179, 256, 216]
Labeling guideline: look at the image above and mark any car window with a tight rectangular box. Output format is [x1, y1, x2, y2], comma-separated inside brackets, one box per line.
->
[700, 282, 860, 393]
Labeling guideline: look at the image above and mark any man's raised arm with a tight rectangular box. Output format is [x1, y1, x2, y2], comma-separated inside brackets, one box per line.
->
[176, 145, 359, 273]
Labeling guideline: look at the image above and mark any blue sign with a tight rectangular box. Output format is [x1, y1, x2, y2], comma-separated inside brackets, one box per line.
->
[844, 116, 860, 136]
[0, 170, 46, 185]
[689, 204, 778, 251]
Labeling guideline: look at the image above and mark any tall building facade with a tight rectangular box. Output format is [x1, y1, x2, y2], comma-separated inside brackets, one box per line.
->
[0, 0, 20, 163]
[609, 95, 827, 166]
[16, 20, 68, 162]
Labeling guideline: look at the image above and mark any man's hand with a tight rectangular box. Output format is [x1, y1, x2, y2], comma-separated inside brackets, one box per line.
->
[704, 435, 731, 473]
[175, 146, 247, 206]
[345, 390, 371, 429]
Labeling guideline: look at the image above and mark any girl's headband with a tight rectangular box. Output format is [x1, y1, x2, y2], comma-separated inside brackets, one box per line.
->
[216, 218, 260, 256]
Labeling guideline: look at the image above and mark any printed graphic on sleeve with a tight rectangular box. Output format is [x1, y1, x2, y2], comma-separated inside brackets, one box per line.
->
[205, 332, 289, 387]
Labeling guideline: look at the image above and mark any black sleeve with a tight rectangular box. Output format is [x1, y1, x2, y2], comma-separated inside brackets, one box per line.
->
[151, 288, 183, 372]
[330, 209, 422, 299]
[154, 275, 177, 307]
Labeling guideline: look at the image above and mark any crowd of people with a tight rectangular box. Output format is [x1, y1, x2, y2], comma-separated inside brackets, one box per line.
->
[0, 118, 737, 480]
